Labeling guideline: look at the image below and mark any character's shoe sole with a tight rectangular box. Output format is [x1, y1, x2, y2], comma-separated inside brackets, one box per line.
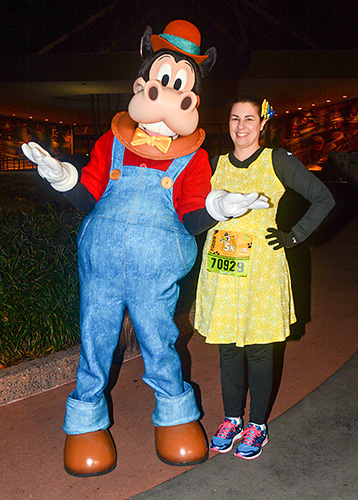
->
[156, 452, 208, 467]
[64, 462, 117, 478]
[234, 435, 268, 460]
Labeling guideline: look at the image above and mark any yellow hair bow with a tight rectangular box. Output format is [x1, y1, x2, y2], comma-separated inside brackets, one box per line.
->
[261, 99, 275, 121]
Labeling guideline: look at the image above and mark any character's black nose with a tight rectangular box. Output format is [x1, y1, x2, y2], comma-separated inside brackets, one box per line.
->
[148, 86, 158, 101]
[181, 96, 192, 111]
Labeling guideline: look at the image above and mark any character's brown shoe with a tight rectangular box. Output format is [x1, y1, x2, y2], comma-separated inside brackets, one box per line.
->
[64, 429, 116, 477]
[155, 421, 208, 466]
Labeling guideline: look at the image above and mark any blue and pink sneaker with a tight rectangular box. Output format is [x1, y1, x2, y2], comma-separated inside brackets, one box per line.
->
[234, 423, 268, 460]
[210, 418, 243, 453]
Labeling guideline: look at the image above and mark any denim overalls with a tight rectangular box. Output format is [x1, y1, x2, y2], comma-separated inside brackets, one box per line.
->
[63, 139, 200, 434]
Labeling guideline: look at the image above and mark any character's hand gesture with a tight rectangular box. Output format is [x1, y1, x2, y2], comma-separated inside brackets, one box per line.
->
[21, 142, 78, 192]
[206, 190, 269, 221]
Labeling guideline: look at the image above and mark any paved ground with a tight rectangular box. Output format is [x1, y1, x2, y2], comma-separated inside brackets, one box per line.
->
[0, 191, 357, 500]
[130, 352, 358, 500]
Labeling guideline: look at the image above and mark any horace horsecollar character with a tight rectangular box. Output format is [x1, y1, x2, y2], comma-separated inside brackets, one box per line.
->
[22, 20, 268, 476]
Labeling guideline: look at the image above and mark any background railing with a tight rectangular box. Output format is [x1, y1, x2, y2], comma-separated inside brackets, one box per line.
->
[0, 156, 35, 171]
[0, 123, 231, 172]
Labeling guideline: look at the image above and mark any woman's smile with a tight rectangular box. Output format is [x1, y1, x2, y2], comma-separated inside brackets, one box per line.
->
[229, 102, 266, 160]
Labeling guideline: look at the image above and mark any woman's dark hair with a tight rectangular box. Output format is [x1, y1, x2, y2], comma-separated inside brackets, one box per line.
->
[229, 95, 263, 121]
[229, 95, 271, 142]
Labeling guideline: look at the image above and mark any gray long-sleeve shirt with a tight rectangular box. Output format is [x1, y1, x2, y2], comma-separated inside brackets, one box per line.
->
[183, 147, 335, 240]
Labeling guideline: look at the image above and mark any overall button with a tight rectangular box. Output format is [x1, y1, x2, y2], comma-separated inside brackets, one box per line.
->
[110, 169, 121, 181]
[161, 176, 173, 189]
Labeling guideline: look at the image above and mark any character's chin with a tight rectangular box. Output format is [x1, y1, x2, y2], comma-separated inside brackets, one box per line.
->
[139, 122, 178, 139]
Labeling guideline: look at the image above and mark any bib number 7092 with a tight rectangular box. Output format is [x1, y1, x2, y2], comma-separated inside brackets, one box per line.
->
[208, 256, 248, 277]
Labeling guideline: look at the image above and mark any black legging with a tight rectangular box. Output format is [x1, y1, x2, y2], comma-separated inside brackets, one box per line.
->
[219, 343, 274, 425]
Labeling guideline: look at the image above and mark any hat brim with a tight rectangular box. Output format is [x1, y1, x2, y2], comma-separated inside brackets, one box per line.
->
[150, 34, 209, 64]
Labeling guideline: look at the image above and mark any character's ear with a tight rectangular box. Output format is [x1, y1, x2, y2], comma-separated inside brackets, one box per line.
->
[140, 26, 154, 60]
[133, 77, 146, 94]
[199, 47, 217, 78]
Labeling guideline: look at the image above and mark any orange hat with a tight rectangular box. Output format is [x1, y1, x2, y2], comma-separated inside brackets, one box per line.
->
[150, 20, 209, 64]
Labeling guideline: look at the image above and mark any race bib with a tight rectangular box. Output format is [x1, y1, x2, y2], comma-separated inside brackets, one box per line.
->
[207, 230, 253, 277]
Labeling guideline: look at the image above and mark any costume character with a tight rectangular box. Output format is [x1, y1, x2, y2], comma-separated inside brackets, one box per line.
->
[22, 20, 268, 477]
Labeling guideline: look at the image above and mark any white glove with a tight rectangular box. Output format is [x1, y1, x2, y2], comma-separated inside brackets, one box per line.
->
[247, 194, 270, 209]
[21, 142, 78, 192]
[206, 190, 269, 221]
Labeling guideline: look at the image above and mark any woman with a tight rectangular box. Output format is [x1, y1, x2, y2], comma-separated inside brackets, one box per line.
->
[195, 95, 335, 460]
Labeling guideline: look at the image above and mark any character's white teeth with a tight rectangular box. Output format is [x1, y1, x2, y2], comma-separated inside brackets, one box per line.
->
[141, 121, 177, 137]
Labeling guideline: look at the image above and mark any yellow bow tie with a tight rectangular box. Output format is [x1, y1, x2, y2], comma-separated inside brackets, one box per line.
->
[130, 128, 172, 153]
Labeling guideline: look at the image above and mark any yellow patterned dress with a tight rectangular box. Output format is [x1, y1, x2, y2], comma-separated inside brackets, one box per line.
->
[195, 148, 296, 347]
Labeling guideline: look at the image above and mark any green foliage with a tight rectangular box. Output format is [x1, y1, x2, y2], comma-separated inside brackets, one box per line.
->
[0, 206, 83, 367]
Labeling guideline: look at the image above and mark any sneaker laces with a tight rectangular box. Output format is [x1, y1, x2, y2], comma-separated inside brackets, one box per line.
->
[215, 420, 238, 439]
[241, 425, 264, 446]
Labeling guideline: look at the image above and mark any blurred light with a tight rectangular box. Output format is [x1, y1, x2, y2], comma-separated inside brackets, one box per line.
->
[326, 100, 331, 103]
[298, 107, 302, 110]
[343, 95, 348, 98]
[286, 110, 290, 114]
[311, 103, 316, 106]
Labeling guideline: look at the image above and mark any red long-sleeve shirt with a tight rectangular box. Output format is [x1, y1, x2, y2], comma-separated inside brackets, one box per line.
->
[79, 130, 212, 222]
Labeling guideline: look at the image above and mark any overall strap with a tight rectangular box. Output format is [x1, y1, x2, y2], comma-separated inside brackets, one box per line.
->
[111, 138, 125, 170]
[164, 151, 197, 184]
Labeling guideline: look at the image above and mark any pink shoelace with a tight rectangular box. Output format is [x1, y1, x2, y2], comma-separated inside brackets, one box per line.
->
[216, 420, 238, 438]
[241, 425, 264, 446]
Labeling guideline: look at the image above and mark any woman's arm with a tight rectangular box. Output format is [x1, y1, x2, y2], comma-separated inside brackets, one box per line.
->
[272, 148, 335, 243]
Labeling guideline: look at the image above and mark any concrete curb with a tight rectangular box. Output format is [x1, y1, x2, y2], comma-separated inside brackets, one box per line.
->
[0, 344, 80, 406]
[0, 344, 142, 406]
[0, 307, 195, 406]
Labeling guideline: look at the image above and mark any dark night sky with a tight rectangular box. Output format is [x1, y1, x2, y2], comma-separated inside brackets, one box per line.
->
[1, 0, 357, 59]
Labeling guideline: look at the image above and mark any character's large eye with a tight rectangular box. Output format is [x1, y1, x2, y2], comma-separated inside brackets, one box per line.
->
[157, 63, 172, 87]
[173, 69, 188, 91]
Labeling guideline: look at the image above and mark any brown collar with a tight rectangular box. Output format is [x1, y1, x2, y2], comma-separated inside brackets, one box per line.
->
[111, 112, 205, 160]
